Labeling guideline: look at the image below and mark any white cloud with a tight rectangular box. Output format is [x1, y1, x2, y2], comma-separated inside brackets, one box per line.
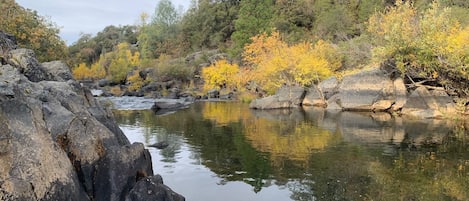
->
[16, 0, 189, 45]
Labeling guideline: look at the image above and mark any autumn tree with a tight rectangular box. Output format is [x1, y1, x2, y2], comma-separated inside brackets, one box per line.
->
[67, 25, 138, 68]
[202, 60, 240, 91]
[242, 32, 341, 94]
[368, 1, 469, 91]
[0, 0, 66, 61]
[108, 43, 140, 83]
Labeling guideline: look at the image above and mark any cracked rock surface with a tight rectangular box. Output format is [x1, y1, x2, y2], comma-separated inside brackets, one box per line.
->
[0, 31, 184, 201]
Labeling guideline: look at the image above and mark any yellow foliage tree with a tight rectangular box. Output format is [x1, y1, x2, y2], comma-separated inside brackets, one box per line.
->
[72, 62, 106, 80]
[242, 31, 341, 94]
[89, 62, 106, 79]
[106, 42, 141, 83]
[0, 0, 67, 61]
[368, 1, 469, 83]
[72, 63, 93, 80]
[127, 71, 146, 92]
[202, 60, 240, 91]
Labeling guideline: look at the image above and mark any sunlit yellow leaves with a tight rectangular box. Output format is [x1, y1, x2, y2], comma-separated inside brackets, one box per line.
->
[72, 63, 92, 80]
[127, 71, 146, 91]
[73, 42, 141, 83]
[72, 62, 106, 80]
[202, 60, 240, 91]
[368, 0, 419, 65]
[368, 0, 469, 82]
[242, 31, 340, 93]
[243, 31, 286, 67]
[108, 43, 141, 83]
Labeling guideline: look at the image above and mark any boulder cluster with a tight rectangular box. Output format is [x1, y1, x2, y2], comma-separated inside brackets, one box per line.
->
[250, 68, 458, 119]
[0, 31, 184, 200]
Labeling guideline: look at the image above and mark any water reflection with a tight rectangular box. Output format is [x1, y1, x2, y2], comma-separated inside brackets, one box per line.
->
[113, 102, 469, 201]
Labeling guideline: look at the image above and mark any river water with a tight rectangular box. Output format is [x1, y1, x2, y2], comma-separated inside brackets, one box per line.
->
[110, 99, 469, 201]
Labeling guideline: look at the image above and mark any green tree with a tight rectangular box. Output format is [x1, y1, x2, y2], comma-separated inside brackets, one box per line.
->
[231, 0, 275, 55]
[138, 0, 182, 59]
[67, 25, 138, 68]
[181, 0, 240, 51]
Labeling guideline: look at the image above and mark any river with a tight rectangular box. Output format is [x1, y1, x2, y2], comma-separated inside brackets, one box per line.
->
[109, 99, 469, 201]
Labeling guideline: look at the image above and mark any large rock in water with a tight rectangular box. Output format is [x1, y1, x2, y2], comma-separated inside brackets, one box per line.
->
[249, 86, 306, 109]
[401, 86, 456, 118]
[332, 68, 397, 111]
[0, 31, 184, 201]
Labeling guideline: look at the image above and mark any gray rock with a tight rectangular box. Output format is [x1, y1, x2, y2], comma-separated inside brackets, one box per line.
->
[207, 89, 220, 99]
[335, 68, 394, 111]
[42, 60, 73, 81]
[151, 101, 190, 115]
[250, 86, 306, 109]
[0, 31, 17, 61]
[401, 87, 456, 118]
[94, 144, 153, 201]
[7, 48, 52, 82]
[148, 141, 169, 149]
[98, 79, 110, 87]
[391, 78, 407, 110]
[0, 32, 183, 201]
[302, 86, 326, 107]
[141, 82, 162, 93]
[319, 77, 339, 99]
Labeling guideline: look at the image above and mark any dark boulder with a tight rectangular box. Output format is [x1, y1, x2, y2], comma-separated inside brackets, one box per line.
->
[151, 101, 191, 115]
[125, 175, 185, 201]
[0, 31, 183, 201]
[98, 79, 110, 87]
[94, 144, 153, 201]
[207, 89, 220, 99]
[7, 48, 52, 82]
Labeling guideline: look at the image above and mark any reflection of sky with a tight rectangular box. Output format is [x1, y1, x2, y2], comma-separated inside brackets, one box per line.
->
[120, 126, 293, 201]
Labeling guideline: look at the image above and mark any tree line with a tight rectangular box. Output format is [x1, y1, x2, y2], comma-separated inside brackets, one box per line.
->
[3, 0, 469, 96]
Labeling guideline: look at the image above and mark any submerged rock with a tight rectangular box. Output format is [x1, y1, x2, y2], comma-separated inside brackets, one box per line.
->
[151, 99, 192, 115]
[148, 141, 169, 149]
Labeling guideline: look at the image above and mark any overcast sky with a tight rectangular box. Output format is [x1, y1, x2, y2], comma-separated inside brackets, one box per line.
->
[16, 0, 189, 45]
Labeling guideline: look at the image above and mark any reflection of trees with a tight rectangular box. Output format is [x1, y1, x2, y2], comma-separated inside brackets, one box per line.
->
[113, 102, 469, 200]
[243, 117, 341, 169]
[115, 103, 275, 192]
[367, 133, 469, 201]
[112, 110, 184, 163]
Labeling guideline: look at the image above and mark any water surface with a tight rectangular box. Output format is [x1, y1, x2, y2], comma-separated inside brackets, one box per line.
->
[113, 101, 469, 201]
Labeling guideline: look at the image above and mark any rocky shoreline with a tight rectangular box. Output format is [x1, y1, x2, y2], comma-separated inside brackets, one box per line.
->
[250, 68, 463, 119]
[0, 31, 184, 200]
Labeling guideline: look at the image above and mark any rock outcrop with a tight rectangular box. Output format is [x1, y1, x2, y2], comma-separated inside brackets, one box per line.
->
[249, 86, 306, 109]
[251, 68, 457, 119]
[0, 31, 184, 201]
